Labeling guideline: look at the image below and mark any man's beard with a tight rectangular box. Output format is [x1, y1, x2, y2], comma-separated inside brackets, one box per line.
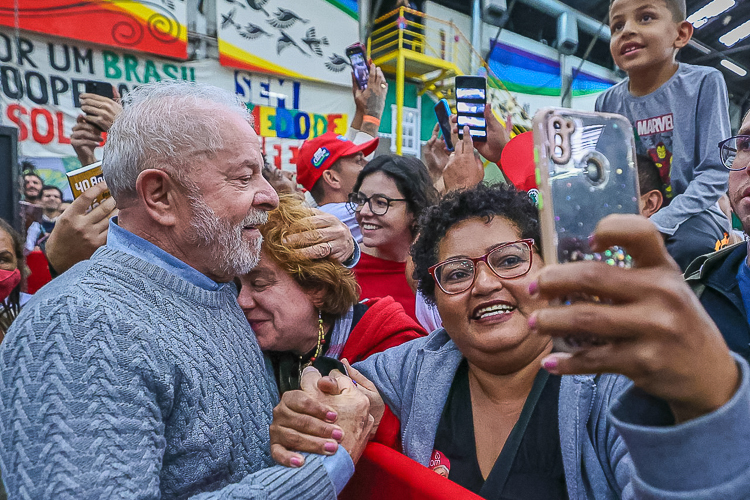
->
[188, 195, 268, 277]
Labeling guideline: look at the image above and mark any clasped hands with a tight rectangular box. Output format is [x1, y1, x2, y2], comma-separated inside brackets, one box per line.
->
[270, 360, 384, 467]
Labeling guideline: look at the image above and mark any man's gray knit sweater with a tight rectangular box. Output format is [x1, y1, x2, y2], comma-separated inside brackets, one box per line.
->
[0, 247, 335, 499]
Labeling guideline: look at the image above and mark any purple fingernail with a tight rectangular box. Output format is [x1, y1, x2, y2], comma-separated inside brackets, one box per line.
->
[528, 281, 538, 295]
[290, 456, 303, 467]
[331, 429, 343, 441]
[326, 411, 337, 422]
[324, 442, 338, 453]
[528, 314, 537, 330]
[542, 357, 559, 373]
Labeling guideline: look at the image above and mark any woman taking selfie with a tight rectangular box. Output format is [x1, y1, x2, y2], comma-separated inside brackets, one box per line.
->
[271, 184, 749, 499]
[349, 155, 438, 322]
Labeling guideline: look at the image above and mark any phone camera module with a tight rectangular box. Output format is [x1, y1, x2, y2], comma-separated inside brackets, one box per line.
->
[580, 151, 609, 187]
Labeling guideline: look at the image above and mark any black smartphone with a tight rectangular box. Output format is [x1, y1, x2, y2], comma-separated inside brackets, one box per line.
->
[345, 42, 369, 90]
[455, 76, 487, 142]
[311, 356, 349, 377]
[84, 80, 115, 99]
[434, 99, 454, 151]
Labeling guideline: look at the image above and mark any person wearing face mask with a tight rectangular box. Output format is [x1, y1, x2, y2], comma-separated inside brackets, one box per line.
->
[0, 219, 26, 341]
[349, 155, 439, 322]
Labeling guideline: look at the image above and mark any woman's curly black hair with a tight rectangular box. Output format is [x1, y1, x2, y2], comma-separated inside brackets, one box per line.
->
[352, 154, 439, 236]
[411, 183, 541, 304]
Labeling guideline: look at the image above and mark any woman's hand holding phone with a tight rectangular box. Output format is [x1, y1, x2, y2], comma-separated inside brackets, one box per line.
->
[531, 215, 740, 424]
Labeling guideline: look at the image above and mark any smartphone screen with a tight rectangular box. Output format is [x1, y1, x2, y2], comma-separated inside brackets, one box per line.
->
[84, 80, 114, 99]
[455, 76, 487, 142]
[434, 99, 454, 151]
[346, 44, 369, 89]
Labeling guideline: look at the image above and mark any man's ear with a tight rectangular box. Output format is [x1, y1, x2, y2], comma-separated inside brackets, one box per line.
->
[322, 168, 341, 191]
[135, 169, 182, 227]
[675, 20, 694, 49]
[640, 190, 664, 218]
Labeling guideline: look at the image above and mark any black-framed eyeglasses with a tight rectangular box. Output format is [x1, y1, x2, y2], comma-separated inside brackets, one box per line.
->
[347, 192, 408, 216]
[429, 239, 534, 295]
[718, 135, 750, 171]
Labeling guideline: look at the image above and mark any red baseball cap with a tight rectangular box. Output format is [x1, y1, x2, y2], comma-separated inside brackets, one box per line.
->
[296, 132, 379, 191]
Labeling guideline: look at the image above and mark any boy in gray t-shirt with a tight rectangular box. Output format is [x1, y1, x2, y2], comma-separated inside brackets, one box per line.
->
[597, 0, 730, 270]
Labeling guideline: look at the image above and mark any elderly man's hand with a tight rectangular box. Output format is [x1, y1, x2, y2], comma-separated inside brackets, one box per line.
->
[270, 366, 376, 467]
[443, 126, 484, 192]
[531, 215, 740, 424]
[46, 182, 117, 274]
[282, 210, 355, 263]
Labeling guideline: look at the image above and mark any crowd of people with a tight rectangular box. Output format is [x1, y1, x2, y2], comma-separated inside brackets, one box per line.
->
[1, 0, 750, 498]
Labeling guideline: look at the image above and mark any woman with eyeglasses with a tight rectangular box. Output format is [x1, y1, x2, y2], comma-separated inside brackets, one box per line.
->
[348, 154, 439, 322]
[271, 183, 750, 499]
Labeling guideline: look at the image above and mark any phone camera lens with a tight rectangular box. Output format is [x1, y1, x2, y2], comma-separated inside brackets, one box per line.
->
[580, 151, 609, 187]
[586, 160, 601, 183]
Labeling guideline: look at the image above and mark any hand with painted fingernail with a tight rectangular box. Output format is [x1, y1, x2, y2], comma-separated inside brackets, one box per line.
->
[269, 366, 373, 466]
[533, 214, 740, 423]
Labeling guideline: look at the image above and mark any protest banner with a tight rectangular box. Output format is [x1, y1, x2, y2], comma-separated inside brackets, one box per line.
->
[0, 28, 355, 197]
[0, 0, 188, 59]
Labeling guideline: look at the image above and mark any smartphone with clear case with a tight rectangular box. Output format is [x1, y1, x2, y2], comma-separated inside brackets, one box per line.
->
[533, 108, 640, 350]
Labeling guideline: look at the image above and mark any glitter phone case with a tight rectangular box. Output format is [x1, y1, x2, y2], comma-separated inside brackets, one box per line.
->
[533, 108, 640, 267]
[533, 108, 640, 351]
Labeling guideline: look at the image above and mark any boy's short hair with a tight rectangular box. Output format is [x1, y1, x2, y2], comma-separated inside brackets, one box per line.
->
[637, 154, 670, 207]
[609, 0, 686, 22]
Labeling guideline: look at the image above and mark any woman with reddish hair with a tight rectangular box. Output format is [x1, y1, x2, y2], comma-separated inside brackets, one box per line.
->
[237, 195, 426, 447]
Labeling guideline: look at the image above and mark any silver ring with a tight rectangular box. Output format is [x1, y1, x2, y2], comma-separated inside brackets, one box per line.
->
[380, 83, 387, 89]
[326, 241, 333, 256]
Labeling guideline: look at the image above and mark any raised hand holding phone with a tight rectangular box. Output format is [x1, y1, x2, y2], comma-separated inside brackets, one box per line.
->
[79, 84, 121, 133]
[351, 62, 387, 137]
[423, 123, 451, 184]
[443, 126, 483, 192]
[531, 214, 740, 424]
[346, 42, 370, 89]
[434, 99, 454, 151]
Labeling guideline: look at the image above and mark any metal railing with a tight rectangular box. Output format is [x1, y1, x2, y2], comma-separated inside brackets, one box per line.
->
[369, 6, 531, 135]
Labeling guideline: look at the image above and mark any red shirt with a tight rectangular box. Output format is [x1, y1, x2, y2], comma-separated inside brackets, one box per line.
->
[354, 253, 418, 323]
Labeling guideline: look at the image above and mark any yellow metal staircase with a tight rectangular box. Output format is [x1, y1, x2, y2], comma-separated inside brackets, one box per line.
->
[368, 7, 531, 155]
